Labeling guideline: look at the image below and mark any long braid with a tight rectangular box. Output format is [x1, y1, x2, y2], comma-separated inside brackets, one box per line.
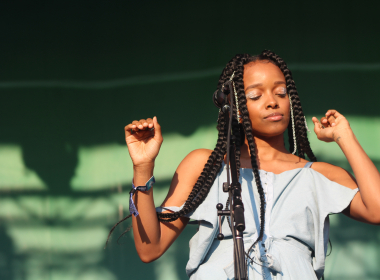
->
[158, 109, 228, 222]
[231, 81, 242, 177]
[232, 54, 266, 246]
[224, 72, 243, 223]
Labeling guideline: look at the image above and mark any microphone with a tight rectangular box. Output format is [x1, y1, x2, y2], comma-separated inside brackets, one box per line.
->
[213, 81, 231, 109]
[213, 89, 226, 108]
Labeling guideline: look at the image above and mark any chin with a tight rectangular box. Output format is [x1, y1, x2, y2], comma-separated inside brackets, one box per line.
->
[252, 124, 288, 138]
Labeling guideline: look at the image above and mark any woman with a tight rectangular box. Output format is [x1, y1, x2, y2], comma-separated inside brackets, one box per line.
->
[120, 51, 380, 279]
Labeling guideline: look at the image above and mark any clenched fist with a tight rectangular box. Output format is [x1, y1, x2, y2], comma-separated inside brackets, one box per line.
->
[124, 116, 163, 167]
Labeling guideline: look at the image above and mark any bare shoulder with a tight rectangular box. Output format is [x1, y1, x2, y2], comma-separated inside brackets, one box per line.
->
[175, 149, 213, 186]
[180, 148, 213, 166]
[310, 162, 358, 189]
[161, 149, 212, 207]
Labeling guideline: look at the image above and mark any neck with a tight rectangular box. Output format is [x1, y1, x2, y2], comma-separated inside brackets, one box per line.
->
[240, 133, 289, 163]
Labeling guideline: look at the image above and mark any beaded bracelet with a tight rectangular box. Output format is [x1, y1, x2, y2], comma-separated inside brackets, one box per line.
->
[129, 176, 155, 217]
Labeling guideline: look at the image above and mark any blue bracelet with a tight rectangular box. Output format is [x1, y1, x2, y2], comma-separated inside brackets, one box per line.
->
[129, 176, 155, 217]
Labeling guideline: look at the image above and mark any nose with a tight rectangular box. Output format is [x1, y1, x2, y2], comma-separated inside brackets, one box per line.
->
[265, 93, 279, 109]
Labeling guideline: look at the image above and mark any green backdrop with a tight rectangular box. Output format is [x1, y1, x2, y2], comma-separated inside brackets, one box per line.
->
[1, 1, 380, 279]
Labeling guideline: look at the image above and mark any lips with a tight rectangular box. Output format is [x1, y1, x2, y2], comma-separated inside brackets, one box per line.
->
[264, 113, 283, 121]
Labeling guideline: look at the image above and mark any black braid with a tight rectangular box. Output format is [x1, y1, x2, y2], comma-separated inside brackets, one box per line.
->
[224, 77, 242, 226]
[157, 109, 228, 222]
[232, 54, 267, 246]
[231, 82, 242, 176]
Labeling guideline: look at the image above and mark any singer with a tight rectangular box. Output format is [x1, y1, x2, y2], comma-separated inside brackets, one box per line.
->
[113, 50, 380, 279]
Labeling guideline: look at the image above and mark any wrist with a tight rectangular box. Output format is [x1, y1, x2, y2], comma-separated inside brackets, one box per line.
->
[133, 162, 154, 184]
[334, 127, 356, 146]
[133, 161, 155, 171]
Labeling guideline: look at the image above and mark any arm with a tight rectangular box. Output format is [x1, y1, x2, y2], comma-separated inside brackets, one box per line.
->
[312, 110, 380, 224]
[125, 117, 211, 262]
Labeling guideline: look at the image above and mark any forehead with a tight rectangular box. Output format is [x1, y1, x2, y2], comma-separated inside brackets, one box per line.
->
[243, 61, 285, 86]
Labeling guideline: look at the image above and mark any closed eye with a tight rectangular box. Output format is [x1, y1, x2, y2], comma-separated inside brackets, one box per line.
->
[248, 96, 261, 100]
[246, 93, 261, 100]
[276, 93, 287, 97]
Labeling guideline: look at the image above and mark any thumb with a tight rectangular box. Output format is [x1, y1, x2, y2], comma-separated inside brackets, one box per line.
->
[312, 117, 322, 134]
[153, 116, 163, 141]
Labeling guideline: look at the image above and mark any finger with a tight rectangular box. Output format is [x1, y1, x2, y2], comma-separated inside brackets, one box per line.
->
[138, 118, 154, 131]
[130, 120, 142, 132]
[146, 118, 154, 129]
[130, 120, 149, 133]
[136, 119, 148, 130]
[131, 119, 148, 130]
[322, 114, 337, 128]
[325, 109, 337, 117]
[327, 115, 337, 127]
[320, 117, 329, 128]
[325, 109, 343, 119]
[153, 116, 162, 141]
[126, 118, 156, 137]
[132, 120, 140, 129]
[312, 117, 323, 134]
[125, 124, 137, 137]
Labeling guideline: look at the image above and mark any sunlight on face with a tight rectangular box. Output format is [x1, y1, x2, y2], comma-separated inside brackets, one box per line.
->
[243, 61, 290, 137]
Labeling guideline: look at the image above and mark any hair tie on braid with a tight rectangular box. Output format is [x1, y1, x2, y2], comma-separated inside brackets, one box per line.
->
[230, 71, 235, 81]
[232, 82, 240, 123]
[228, 71, 241, 124]
[289, 96, 297, 155]
[304, 116, 311, 132]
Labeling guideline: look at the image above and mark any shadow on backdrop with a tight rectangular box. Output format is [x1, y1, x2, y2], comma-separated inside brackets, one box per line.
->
[1, 1, 380, 279]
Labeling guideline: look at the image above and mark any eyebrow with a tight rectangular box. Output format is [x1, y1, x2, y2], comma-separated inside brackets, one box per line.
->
[245, 81, 286, 91]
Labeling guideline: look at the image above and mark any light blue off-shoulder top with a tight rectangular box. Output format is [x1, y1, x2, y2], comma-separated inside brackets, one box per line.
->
[157, 162, 358, 280]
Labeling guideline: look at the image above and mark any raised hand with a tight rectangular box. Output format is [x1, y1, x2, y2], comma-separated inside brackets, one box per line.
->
[124, 116, 163, 167]
[312, 110, 352, 143]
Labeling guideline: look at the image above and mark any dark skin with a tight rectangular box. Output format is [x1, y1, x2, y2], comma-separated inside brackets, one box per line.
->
[124, 61, 380, 263]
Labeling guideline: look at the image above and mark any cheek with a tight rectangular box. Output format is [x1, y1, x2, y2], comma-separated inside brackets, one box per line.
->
[285, 104, 291, 120]
[280, 98, 291, 119]
[282, 97, 290, 109]
[245, 103, 261, 122]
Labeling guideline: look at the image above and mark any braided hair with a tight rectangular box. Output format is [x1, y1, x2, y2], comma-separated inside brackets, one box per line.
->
[107, 50, 317, 248]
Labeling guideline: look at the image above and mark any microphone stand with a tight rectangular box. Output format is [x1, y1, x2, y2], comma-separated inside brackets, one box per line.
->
[216, 82, 247, 280]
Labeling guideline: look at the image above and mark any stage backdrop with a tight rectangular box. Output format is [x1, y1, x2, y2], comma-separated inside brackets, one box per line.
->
[1, 1, 380, 280]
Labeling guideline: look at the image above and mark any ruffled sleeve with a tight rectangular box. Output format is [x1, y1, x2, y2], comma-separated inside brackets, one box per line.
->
[269, 168, 358, 279]
[307, 169, 358, 279]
